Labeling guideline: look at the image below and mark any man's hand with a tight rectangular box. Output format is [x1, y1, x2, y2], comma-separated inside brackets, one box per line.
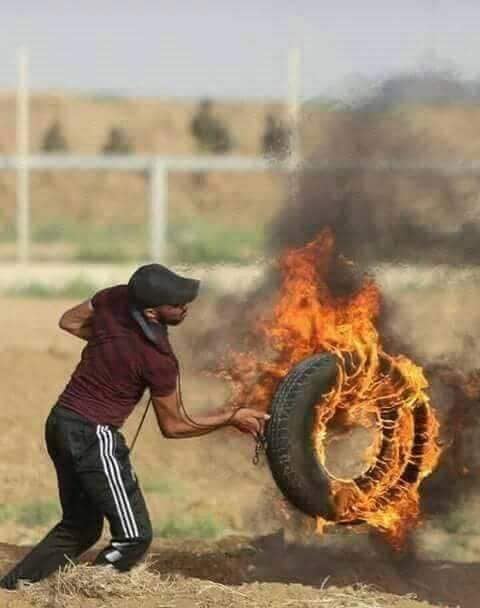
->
[230, 408, 270, 438]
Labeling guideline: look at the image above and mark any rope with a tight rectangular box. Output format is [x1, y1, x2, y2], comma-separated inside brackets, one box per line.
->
[129, 360, 264, 451]
[130, 397, 152, 452]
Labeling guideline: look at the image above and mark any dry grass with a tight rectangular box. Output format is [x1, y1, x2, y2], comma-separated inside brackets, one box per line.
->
[23, 559, 174, 607]
[20, 560, 441, 608]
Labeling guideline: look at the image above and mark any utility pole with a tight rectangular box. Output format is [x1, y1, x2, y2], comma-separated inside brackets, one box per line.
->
[16, 47, 30, 264]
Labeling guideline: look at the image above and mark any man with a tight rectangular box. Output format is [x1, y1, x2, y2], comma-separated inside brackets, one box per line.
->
[0, 264, 268, 590]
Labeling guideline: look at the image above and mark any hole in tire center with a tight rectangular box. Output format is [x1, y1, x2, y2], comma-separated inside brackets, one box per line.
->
[322, 411, 379, 480]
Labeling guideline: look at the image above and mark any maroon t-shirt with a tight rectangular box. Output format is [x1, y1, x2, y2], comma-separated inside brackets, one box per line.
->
[58, 285, 178, 427]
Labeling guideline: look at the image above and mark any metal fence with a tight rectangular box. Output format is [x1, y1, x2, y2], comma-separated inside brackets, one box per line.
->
[0, 154, 298, 264]
[3, 154, 480, 264]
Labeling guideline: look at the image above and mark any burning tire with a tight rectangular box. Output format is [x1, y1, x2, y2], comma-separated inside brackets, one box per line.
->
[225, 233, 440, 542]
[265, 353, 338, 520]
[265, 350, 439, 539]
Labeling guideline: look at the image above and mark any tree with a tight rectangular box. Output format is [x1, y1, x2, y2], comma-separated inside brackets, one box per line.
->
[261, 114, 289, 159]
[41, 120, 69, 153]
[102, 127, 133, 154]
[190, 99, 233, 154]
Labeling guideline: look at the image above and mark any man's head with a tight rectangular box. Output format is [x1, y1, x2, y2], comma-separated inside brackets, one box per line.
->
[128, 264, 200, 326]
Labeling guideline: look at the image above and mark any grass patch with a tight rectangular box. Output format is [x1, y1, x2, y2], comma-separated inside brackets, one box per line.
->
[142, 479, 175, 495]
[73, 243, 138, 263]
[0, 221, 15, 243]
[70, 218, 265, 263]
[6, 277, 97, 299]
[169, 218, 265, 264]
[3, 217, 267, 263]
[0, 504, 14, 524]
[30, 220, 148, 263]
[0, 500, 60, 528]
[154, 514, 224, 539]
[16, 500, 60, 527]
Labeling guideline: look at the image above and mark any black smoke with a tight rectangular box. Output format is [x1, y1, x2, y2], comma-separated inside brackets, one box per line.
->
[197, 70, 480, 547]
[270, 85, 480, 267]
[268, 70, 480, 533]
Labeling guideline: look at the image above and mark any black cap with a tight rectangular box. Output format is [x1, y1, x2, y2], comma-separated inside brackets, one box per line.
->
[128, 264, 200, 309]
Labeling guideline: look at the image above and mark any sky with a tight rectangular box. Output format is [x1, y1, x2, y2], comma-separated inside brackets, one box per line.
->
[0, 1, 479, 101]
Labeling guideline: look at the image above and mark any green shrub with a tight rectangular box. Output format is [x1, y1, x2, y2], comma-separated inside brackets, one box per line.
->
[190, 99, 234, 154]
[102, 127, 134, 154]
[261, 114, 290, 159]
[41, 121, 69, 153]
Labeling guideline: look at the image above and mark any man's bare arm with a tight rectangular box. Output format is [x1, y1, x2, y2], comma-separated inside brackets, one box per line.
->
[152, 392, 269, 439]
[58, 300, 94, 341]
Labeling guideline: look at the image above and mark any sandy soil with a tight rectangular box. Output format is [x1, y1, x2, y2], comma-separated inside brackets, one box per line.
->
[1, 292, 479, 607]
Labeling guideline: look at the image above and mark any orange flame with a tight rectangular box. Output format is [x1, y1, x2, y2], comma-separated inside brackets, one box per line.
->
[221, 229, 441, 546]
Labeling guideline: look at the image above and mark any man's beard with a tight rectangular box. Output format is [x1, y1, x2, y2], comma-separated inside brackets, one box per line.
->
[165, 317, 184, 326]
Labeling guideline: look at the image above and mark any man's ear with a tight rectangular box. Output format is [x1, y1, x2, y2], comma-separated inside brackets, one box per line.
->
[143, 308, 155, 321]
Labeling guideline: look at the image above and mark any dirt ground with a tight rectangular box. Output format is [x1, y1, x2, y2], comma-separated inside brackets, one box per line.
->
[0, 535, 458, 607]
[1, 290, 479, 607]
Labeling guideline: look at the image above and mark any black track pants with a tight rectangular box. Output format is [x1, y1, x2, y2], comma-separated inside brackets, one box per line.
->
[0, 406, 152, 589]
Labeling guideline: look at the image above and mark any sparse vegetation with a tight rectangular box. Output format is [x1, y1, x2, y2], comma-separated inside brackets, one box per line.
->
[16, 500, 60, 528]
[0, 221, 15, 242]
[6, 278, 97, 299]
[32, 220, 148, 262]
[0, 500, 60, 528]
[261, 113, 290, 159]
[142, 479, 175, 495]
[169, 219, 265, 264]
[154, 514, 224, 539]
[1, 218, 265, 263]
[102, 126, 134, 154]
[74, 243, 140, 263]
[190, 99, 234, 154]
[0, 504, 13, 524]
[41, 120, 69, 153]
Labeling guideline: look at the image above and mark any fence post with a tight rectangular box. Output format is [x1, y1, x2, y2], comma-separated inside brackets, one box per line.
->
[16, 48, 30, 264]
[149, 159, 167, 262]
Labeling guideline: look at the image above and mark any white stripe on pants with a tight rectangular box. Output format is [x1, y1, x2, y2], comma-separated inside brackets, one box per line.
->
[96, 426, 139, 538]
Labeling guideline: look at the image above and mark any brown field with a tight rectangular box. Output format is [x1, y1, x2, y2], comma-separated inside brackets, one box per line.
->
[4, 95, 480, 264]
[1, 275, 480, 607]
[0, 93, 288, 241]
